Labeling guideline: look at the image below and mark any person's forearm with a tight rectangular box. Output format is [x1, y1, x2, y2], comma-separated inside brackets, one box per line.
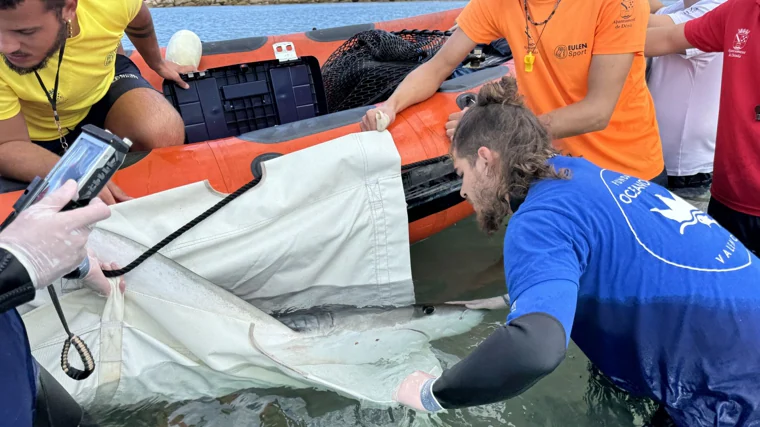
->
[648, 14, 676, 28]
[538, 99, 610, 141]
[0, 141, 61, 182]
[648, 0, 665, 13]
[126, 5, 163, 69]
[384, 60, 454, 114]
[426, 313, 567, 409]
[645, 25, 690, 57]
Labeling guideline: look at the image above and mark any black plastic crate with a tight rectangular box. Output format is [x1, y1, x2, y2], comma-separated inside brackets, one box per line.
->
[163, 56, 328, 144]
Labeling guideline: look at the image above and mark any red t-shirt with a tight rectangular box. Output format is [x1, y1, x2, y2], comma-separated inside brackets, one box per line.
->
[684, 0, 760, 217]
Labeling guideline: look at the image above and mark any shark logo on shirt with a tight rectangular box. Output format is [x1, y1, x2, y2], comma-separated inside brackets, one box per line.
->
[650, 192, 718, 235]
[602, 169, 751, 271]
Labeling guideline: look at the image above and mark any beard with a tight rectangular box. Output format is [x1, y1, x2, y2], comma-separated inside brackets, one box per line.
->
[2, 18, 67, 75]
[472, 179, 510, 235]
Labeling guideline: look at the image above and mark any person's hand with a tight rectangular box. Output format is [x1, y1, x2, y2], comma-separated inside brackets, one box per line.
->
[393, 371, 443, 413]
[0, 179, 111, 288]
[79, 249, 125, 297]
[97, 180, 133, 206]
[445, 107, 468, 140]
[360, 104, 397, 132]
[445, 294, 509, 310]
[151, 59, 197, 90]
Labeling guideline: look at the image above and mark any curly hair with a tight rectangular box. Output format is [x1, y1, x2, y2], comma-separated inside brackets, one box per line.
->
[451, 75, 570, 219]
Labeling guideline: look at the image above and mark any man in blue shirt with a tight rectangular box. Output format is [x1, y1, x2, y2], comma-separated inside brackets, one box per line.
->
[392, 76, 760, 427]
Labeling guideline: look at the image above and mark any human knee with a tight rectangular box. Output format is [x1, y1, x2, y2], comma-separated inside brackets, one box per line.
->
[129, 105, 185, 150]
[150, 107, 185, 148]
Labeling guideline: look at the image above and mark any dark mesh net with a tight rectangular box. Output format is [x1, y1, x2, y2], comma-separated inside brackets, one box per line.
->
[320, 29, 450, 113]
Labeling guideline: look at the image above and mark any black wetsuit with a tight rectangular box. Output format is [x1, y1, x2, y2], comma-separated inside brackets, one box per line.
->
[0, 247, 40, 427]
[430, 313, 567, 408]
[0, 248, 89, 427]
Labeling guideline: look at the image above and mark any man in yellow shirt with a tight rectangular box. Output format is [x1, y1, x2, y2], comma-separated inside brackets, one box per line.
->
[0, 0, 194, 204]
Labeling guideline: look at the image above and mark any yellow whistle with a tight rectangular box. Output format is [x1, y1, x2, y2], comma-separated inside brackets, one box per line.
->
[524, 52, 535, 73]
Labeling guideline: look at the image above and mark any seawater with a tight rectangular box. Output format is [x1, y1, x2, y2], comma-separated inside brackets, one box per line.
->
[103, 2, 696, 425]
[120, 2, 469, 50]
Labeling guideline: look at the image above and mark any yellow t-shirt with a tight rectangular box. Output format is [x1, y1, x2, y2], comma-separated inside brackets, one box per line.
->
[0, 0, 142, 142]
[456, 0, 664, 181]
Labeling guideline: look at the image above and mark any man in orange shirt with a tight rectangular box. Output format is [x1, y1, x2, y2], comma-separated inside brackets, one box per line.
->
[360, 0, 666, 184]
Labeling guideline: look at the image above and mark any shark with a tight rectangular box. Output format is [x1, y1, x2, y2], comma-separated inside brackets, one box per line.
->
[276, 303, 482, 337]
[22, 228, 485, 408]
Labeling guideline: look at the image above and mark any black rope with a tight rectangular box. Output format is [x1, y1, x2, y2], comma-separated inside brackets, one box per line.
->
[392, 29, 453, 37]
[100, 29, 450, 278]
[103, 176, 261, 278]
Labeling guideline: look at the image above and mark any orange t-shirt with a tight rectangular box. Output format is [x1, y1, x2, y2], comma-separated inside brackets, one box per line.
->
[456, 0, 664, 181]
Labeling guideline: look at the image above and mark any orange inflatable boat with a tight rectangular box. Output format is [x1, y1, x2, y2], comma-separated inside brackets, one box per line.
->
[0, 9, 515, 243]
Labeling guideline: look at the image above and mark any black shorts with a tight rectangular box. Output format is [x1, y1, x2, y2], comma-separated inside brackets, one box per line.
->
[667, 172, 713, 190]
[707, 197, 760, 255]
[31, 54, 155, 156]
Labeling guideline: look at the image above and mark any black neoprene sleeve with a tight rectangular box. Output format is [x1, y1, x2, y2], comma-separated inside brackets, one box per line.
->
[0, 248, 36, 314]
[431, 312, 567, 408]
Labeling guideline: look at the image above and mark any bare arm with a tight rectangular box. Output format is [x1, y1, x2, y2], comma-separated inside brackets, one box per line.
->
[648, 14, 676, 27]
[124, 3, 193, 88]
[538, 53, 634, 140]
[645, 23, 692, 57]
[0, 113, 129, 204]
[125, 2, 162, 69]
[649, 0, 666, 12]
[384, 29, 477, 114]
[0, 113, 61, 182]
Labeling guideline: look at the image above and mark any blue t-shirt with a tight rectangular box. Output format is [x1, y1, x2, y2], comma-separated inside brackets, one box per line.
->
[503, 156, 760, 426]
[1, 308, 36, 426]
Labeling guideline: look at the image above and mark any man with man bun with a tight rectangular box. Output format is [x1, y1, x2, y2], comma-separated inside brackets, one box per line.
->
[392, 76, 760, 427]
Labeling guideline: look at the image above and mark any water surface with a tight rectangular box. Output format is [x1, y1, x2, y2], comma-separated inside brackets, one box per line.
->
[121, 2, 468, 50]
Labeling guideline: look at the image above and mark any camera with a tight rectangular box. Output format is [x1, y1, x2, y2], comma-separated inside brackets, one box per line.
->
[1, 125, 132, 278]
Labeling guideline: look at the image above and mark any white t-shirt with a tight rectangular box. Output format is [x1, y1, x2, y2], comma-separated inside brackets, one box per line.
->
[647, 0, 724, 176]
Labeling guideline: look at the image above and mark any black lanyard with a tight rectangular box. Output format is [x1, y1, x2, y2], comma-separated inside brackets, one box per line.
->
[521, 0, 561, 72]
[34, 39, 67, 151]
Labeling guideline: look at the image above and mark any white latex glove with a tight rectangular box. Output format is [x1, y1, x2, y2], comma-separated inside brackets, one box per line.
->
[0, 179, 111, 288]
[79, 248, 125, 297]
[445, 294, 510, 310]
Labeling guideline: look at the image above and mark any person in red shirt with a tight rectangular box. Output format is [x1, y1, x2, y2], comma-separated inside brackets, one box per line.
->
[645, 0, 760, 254]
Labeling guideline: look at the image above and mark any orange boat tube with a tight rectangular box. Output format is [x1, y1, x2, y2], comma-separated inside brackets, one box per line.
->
[0, 9, 515, 244]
